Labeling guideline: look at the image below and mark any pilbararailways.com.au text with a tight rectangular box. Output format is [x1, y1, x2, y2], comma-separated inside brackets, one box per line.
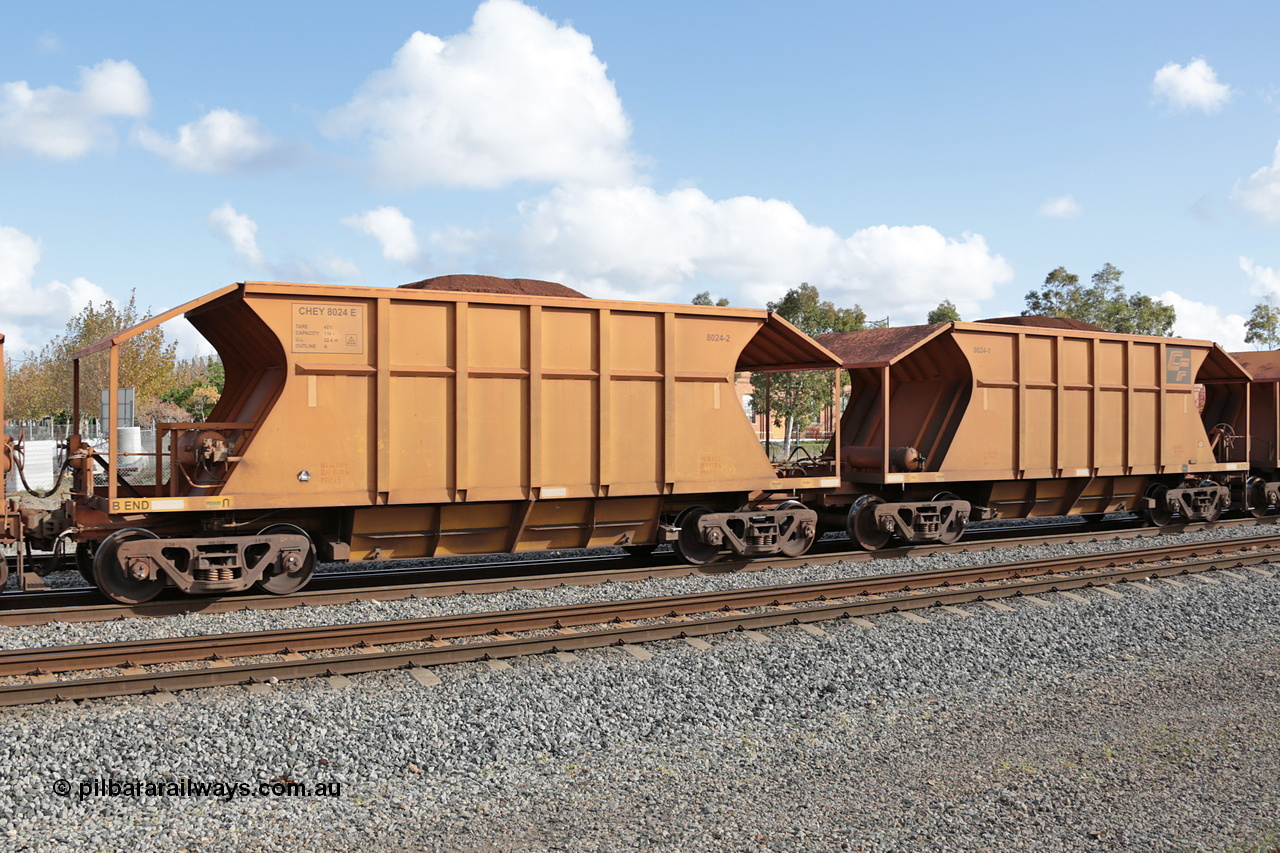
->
[54, 778, 343, 802]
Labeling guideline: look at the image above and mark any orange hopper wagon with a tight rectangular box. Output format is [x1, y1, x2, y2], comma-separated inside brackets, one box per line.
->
[797, 317, 1252, 549]
[56, 276, 841, 603]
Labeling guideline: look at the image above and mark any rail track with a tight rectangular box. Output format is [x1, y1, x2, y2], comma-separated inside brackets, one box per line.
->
[3, 514, 1276, 627]
[2, 532, 1276, 707]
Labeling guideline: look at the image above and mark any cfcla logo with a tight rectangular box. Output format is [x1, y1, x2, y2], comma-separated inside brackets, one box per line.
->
[1166, 348, 1193, 384]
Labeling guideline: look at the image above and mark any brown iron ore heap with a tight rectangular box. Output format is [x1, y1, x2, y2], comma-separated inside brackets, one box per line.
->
[976, 316, 1106, 332]
[400, 274, 589, 299]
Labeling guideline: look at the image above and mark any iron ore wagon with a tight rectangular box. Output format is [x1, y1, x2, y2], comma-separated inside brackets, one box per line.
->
[35, 276, 842, 603]
[794, 316, 1254, 548]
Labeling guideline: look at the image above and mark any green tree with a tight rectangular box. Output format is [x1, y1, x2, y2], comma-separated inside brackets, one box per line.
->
[1245, 298, 1280, 349]
[1023, 263, 1175, 335]
[751, 283, 865, 458]
[692, 290, 729, 306]
[927, 299, 961, 324]
[1024, 266, 1083, 317]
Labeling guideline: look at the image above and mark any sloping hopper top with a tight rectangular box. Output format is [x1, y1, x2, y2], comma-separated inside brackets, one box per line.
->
[1228, 349, 1280, 381]
[816, 325, 948, 368]
[739, 315, 843, 372]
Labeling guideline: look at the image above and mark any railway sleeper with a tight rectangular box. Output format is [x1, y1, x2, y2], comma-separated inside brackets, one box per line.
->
[110, 532, 312, 596]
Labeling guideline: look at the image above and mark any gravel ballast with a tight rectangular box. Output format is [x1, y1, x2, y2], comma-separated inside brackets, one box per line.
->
[1, 523, 1278, 851]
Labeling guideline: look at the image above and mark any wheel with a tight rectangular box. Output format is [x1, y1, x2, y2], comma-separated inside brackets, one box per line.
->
[0, 553, 9, 590]
[847, 495, 891, 551]
[673, 506, 721, 565]
[93, 528, 163, 605]
[75, 542, 96, 585]
[1144, 483, 1173, 527]
[1247, 476, 1271, 519]
[255, 524, 316, 595]
[776, 500, 816, 557]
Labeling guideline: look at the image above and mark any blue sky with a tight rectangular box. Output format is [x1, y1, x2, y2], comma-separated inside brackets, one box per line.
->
[2, 0, 1278, 355]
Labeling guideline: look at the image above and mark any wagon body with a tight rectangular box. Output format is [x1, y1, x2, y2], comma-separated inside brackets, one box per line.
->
[813, 318, 1250, 519]
[72, 280, 839, 561]
[1229, 350, 1280, 472]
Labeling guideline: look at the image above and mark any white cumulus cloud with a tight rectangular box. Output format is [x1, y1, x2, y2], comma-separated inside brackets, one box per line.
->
[324, 0, 634, 188]
[1235, 141, 1280, 222]
[135, 109, 292, 174]
[1151, 57, 1232, 113]
[207, 204, 359, 283]
[342, 206, 421, 263]
[432, 184, 1012, 319]
[0, 59, 150, 159]
[207, 203, 266, 268]
[0, 224, 114, 352]
[1160, 290, 1247, 351]
[1241, 256, 1280, 297]
[1038, 194, 1081, 218]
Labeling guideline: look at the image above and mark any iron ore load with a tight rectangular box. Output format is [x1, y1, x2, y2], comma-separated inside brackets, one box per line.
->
[6, 276, 841, 603]
[3, 275, 1280, 605]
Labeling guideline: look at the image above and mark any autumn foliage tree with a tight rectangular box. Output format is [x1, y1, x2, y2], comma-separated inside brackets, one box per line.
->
[4, 292, 180, 430]
[160, 355, 225, 422]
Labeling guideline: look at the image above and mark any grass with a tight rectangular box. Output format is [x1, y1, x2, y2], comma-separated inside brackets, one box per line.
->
[1214, 826, 1280, 853]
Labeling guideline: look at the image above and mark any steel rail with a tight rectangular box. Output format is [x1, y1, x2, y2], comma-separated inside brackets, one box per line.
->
[3, 516, 1276, 627]
[4, 534, 1280, 676]
[1, 542, 1276, 705]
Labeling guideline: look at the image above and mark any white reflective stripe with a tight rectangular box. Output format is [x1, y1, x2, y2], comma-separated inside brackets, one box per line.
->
[540, 487, 567, 498]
